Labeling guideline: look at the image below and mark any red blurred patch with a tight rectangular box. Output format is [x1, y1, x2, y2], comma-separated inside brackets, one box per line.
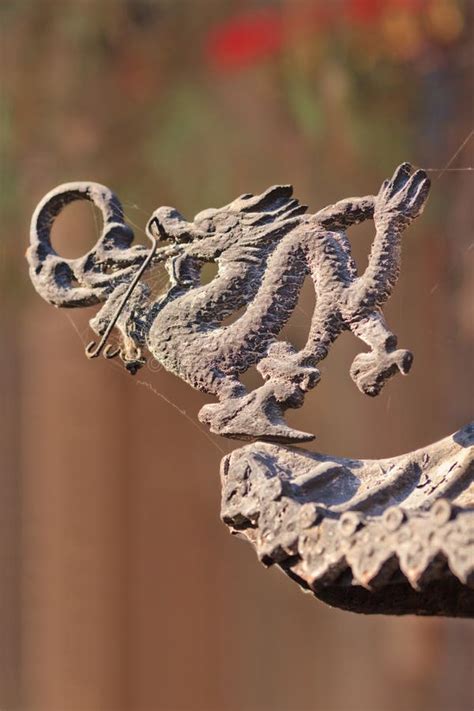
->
[205, 1, 428, 72]
[205, 9, 286, 71]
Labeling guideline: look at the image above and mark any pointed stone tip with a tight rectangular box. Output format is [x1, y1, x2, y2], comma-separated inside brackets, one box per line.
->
[255, 428, 315, 445]
[216, 425, 315, 445]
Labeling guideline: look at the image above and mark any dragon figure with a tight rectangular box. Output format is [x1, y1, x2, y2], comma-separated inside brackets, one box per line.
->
[27, 163, 430, 443]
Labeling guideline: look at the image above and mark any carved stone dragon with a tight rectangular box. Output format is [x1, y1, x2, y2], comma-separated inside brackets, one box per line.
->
[27, 164, 473, 616]
[28, 163, 430, 443]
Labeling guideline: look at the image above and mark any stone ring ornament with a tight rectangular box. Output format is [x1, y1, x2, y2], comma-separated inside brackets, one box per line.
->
[27, 164, 473, 616]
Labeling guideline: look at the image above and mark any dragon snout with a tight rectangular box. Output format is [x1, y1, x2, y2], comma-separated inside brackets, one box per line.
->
[147, 207, 196, 243]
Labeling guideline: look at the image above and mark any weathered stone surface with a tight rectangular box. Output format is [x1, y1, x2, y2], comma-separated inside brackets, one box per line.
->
[220, 424, 473, 616]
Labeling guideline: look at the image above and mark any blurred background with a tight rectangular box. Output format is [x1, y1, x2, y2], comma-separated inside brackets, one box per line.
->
[1, 1, 473, 709]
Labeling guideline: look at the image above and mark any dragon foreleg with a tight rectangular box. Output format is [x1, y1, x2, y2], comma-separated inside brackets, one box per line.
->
[350, 164, 430, 310]
[343, 164, 430, 395]
[315, 195, 375, 229]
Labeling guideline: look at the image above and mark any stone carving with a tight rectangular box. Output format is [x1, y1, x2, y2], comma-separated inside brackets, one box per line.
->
[26, 164, 473, 616]
[221, 424, 473, 616]
[28, 164, 429, 443]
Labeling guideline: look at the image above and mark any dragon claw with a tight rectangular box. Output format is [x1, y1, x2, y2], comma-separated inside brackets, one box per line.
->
[377, 163, 430, 224]
[350, 348, 413, 397]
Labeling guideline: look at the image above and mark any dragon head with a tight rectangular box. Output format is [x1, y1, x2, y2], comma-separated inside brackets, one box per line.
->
[146, 185, 307, 250]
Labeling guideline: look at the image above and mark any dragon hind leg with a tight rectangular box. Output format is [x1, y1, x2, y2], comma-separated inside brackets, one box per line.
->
[198, 384, 315, 444]
[349, 312, 413, 396]
[256, 341, 321, 403]
[198, 344, 318, 443]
